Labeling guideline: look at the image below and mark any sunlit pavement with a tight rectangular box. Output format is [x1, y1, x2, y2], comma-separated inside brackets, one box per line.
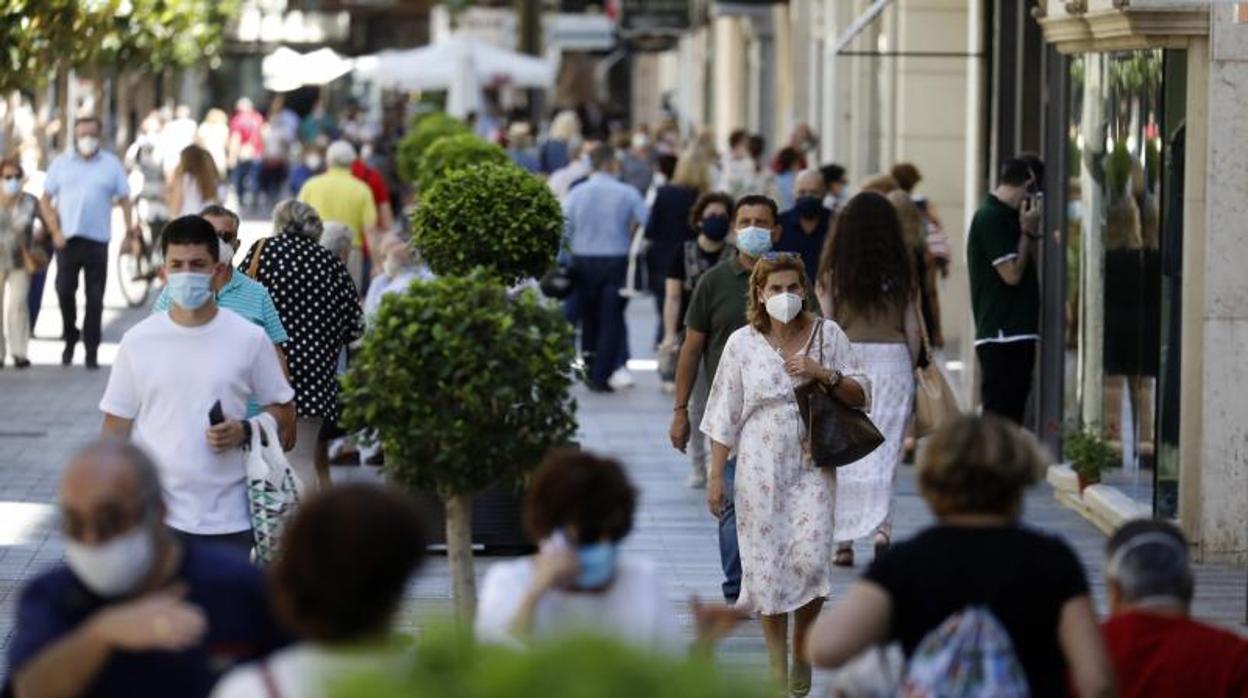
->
[0, 213, 1242, 685]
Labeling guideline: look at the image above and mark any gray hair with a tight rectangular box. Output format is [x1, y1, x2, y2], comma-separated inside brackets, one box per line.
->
[326, 140, 357, 168]
[1106, 519, 1194, 605]
[273, 199, 324, 240]
[796, 168, 826, 191]
[319, 221, 354, 258]
[71, 440, 164, 514]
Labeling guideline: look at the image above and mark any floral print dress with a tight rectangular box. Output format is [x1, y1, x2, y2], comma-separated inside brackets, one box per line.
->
[701, 318, 871, 615]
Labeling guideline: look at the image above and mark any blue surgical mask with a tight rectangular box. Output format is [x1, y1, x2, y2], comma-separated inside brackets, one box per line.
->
[2, 178, 19, 196]
[166, 272, 214, 310]
[736, 226, 773, 258]
[575, 540, 618, 589]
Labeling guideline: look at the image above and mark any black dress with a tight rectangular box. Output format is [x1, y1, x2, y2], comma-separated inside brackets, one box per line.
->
[240, 233, 363, 422]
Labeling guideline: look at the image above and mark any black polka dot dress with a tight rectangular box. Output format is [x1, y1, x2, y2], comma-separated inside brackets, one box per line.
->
[241, 233, 363, 423]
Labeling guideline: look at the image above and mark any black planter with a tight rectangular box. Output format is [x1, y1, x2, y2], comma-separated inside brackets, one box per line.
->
[412, 482, 535, 556]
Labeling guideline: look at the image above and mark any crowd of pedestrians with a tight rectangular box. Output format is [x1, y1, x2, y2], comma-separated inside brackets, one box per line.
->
[1, 100, 1244, 698]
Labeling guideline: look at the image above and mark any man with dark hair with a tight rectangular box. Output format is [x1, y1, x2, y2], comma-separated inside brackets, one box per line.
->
[719, 131, 777, 201]
[669, 194, 785, 603]
[966, 156, 1043, 424]
[39, 115, 139, 369]
[151, 207, 289, 420]
[776, 168, 831, 281]
[1102, 520, 1248, 697]
[100, 215, 295, 554]
[562, 142, 648, 392]
[8, 440, 287, 697]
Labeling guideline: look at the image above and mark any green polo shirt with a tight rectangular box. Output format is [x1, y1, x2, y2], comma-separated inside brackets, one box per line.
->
[684, 253, 821, 381]
[967, 194, 1040, 344]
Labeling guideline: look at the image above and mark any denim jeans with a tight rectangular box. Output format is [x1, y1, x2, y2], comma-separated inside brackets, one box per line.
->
[719, 456, 741, 603]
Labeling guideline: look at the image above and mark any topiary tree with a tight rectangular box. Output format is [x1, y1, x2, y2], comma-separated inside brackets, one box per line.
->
[340, 271, 577, 621]
[397, 112, 472, 185]
[415, 133, 512, 193]
[412, 162, 564, 286]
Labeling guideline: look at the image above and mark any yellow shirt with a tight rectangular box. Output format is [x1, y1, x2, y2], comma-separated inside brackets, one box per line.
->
[297, 168, 377, 246]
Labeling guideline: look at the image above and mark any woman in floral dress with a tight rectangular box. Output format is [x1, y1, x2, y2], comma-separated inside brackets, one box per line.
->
[701, 253, 870, 695]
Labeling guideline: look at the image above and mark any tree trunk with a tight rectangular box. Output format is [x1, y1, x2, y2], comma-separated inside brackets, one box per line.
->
[444, 493, 477, 624]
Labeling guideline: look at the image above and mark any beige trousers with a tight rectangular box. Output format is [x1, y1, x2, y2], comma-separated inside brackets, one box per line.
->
[0, 268, 31, 361]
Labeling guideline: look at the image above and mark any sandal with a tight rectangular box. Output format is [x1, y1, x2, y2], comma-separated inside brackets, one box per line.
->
[833, 547, 854, 568]
[874, 532, 891, 559]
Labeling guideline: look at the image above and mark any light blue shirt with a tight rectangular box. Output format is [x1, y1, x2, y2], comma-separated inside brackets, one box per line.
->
[563, 172, 648, 257]
[43, 150, 130, 243]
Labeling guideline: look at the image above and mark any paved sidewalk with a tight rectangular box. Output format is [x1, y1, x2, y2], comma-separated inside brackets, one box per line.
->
[0, 248, 1242, 686]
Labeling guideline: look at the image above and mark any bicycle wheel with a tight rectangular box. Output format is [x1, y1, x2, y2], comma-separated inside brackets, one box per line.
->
[115, 243, 152, 308]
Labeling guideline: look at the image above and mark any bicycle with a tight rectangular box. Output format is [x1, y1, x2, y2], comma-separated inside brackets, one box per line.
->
[115, 204, 164, 308]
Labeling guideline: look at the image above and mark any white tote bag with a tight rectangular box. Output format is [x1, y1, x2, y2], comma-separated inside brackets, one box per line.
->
[245, 413, 306, 565]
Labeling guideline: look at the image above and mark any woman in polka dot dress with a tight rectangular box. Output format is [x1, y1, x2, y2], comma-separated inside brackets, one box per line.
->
[241, 200, 363, 490]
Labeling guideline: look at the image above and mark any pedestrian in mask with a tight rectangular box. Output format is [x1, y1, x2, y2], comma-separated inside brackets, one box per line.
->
[776, 169, 831, 282]
[100, 216, 296, 556]
[8, 440, 289, 698]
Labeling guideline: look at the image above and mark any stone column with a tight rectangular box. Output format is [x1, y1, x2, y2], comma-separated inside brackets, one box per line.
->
[1180, 7, 1248, 564]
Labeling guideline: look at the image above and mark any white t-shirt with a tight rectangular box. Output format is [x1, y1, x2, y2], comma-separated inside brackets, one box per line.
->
[211, 643, 402, 698]
[100, 309, 294, 534]
[475, 555, 683, 654]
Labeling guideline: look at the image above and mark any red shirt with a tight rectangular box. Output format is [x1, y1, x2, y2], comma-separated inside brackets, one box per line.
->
[351, 160, 390, 206]
[228, 111, 265, 155]
[1103, 610, 1248, 698]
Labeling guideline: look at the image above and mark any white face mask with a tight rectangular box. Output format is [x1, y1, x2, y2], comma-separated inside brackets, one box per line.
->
[764, 292, 804, 324]
[2, 179, 19, 196]
[77, 136, 100, 157]
[64, 525, 157, 598]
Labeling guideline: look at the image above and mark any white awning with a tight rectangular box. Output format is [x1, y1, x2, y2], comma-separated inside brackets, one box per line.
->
[262, 46, 353, 92]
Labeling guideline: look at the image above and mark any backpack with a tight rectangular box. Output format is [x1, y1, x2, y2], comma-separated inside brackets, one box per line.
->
[902, 606, 1030, 698]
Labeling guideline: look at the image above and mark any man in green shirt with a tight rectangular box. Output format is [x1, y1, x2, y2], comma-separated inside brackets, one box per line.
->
[967, 156, 1044, 424]
[667, 194, 780, 603]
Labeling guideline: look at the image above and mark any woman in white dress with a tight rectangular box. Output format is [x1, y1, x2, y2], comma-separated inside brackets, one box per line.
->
[815, 191, 921, 567]
[701, 253, 869, 695]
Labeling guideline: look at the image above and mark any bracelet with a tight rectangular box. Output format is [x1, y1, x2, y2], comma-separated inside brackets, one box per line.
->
[674, 404, 688, 412]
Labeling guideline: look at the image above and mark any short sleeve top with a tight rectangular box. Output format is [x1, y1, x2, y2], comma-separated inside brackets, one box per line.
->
[966, 195, 1040, 342]
[240, 234, 363, 421]
[864, 524, 1089, 698]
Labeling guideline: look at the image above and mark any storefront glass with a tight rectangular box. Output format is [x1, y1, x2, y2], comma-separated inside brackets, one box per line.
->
[1064, 49, 1184, 517]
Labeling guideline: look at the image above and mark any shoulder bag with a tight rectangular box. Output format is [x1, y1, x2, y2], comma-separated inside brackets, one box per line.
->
[794, 319, 885, 468]
[246, 238, 268, 279]
[912, 303, 959, 438]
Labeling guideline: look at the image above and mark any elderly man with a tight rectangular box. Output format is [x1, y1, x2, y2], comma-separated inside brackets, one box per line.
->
[297, 140, 379, 288]
[1102, 520, 1248, 697]
[7, 441, 287, 698]
[775, 168, 831, 281]
[39, 116, 138, 369]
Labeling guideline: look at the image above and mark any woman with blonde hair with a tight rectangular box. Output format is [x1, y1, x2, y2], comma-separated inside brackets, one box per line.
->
[701, 253, 869, 695]
[167, 144, 223, 218]
[198, 108, 230, 177]
[539, 110, 581, 174]
[806, 414, 1115, 698]
[642, 148, 713, 344]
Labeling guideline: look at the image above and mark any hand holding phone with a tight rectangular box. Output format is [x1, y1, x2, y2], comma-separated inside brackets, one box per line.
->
[208, 400, 225, 426]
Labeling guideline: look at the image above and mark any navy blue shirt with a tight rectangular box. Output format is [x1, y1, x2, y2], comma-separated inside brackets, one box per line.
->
[776, 207, 832, 282]
[8, 541, 288, 698]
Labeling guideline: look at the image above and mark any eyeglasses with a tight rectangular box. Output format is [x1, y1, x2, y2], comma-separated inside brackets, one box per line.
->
[761, 251, 801, 261]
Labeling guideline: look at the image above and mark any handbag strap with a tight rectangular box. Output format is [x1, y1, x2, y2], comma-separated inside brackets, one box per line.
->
[802, 316, 824, 365]
[246, 238, 268, 280]
[259, 660, 282, 698]
[912, 296, 932, 368]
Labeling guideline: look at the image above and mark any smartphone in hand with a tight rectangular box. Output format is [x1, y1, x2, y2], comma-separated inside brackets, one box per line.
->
[208, 400, 225, 426]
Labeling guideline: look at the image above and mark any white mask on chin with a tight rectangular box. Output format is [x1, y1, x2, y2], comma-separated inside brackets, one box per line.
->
[64, 525, 156, 598]
[765, 292, 803, 324]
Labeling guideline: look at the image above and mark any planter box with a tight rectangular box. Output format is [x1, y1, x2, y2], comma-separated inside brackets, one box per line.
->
[412, 482, 536, 557]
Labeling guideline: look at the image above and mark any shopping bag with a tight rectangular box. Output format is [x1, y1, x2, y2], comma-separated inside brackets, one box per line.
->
[245, 413, 306, 565]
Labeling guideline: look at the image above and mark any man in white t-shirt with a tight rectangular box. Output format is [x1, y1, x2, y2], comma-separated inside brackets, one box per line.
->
[100, 215, 295, 555]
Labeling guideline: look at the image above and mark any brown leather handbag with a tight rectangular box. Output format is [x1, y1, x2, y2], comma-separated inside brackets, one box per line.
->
[912, 303, 959, 437]
[793, 320, 885, 468]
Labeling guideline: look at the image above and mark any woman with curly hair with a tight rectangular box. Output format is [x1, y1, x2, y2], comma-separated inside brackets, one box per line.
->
[701, 253, 869, 694]
[815, 191, 922, 568]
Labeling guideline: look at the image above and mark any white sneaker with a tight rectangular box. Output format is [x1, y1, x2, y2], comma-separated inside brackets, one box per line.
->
[608, 367, 636, 390]
[659, 381, 675, 394]
[687, 470, 707, 489]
